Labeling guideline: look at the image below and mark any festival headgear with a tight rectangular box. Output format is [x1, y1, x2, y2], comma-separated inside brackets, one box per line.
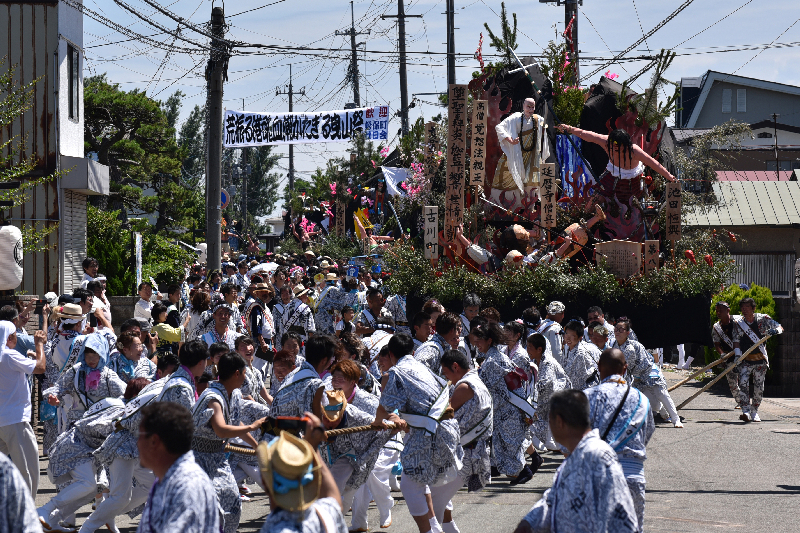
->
[0, 321, 17, 353]
[715, 301, 730, 309]
[293, 284, 312, 299]
[371, 265, 381, 275]
[44, 292, 59, 308]
[211, 298, 230, 314]
[304, 250, 316, 258]
[325, 273, 339, 282]
[251, 282, 272, 293]
[547, 301, 565, 315]
[313, 273, 325, 285]
[321, 389, 347, 424]
[55, 303, 85, 324]
[257, 431, 322, 512]
[319, 260, 332, 269]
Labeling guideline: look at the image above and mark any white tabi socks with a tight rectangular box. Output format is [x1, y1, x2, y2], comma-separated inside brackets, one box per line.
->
[442, 520, 461, 533]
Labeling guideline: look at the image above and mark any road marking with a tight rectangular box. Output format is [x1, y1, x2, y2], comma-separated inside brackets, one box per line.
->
[650, 516, 743, 527]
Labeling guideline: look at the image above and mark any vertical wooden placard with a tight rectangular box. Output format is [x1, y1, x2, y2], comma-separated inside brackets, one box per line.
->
[665, 182, 682, 243]
[335, 195, 345, 237]
[540, 163, 557, 230]
[444, 84, 468, 243]
[470, 100, 487, 187]
[594, 240, 642, 278]
[644, 239, 659, 274]
[424, 206, 439, 260]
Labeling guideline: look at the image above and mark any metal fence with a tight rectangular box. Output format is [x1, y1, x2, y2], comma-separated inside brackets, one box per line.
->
[729, 253, 795, 295]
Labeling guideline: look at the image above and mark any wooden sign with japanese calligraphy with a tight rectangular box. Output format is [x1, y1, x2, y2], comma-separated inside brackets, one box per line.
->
[540, 163, 557, 229]
[665, 182, 682, 242]
[444, 84, 468, 243]
[644, 239, 660, 275]
[424, 206, 439, 260]
[424, 122, 439, 185]
[470, 100, 488, 187]
[335, 195, 345, 237]
[594, 240, 642, 278]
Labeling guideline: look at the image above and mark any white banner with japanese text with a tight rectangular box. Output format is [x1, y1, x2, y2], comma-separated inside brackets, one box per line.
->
[223, 105, 390, 147]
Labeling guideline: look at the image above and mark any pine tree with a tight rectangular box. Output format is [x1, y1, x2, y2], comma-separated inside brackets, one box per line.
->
[483, 2, 518, 67]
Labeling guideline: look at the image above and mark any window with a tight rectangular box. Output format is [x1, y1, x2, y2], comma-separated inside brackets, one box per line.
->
[737, 89, 746, 112]
[757, 132, 773, 138]
[766, 160, 793, 171]
[722, 88, 732, 113]
[67, 44, 79, 120]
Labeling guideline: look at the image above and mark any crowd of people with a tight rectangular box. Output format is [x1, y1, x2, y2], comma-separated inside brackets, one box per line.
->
[0, 248, 782, 533]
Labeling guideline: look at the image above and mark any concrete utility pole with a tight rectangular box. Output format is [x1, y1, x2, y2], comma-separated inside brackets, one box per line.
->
[276, 64, 305, 192]
[336, 1, 370, 107]
[241, 98, 248, 236]
[446, 0, 455, 86]
[382, 0, 421, 136]
[206, 6, 228, 272]
[540, 0, 582, 81]
[772, 113, 780, 180]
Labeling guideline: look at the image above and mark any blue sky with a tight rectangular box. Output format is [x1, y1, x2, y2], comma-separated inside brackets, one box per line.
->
[82, 0, 800, 217]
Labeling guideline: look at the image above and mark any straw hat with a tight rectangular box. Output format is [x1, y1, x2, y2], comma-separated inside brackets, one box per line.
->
[293, 284, 311, 299]
[256, 432, 321, 512]
[325, 272, 338, 282]
[304, 250, 316, 258]
[319, 260, 331, 269]
[54, 303, 85, 323]
[250, 282, 272, 294]
[321, 389, 347, 424]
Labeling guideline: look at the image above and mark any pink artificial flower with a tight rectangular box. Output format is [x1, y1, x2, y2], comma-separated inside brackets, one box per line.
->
[604, 70, 619, 80]
[330, 183, 337, 195]
[379, 146, 391, 158]
[400, 182, 408, 190]
[371, 160, 377, 168]
[86, 369, 101, 391]
[347, 188, 352, 194]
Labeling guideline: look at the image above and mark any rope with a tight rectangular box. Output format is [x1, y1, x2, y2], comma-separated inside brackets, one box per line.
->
[224, 424, 394, 456]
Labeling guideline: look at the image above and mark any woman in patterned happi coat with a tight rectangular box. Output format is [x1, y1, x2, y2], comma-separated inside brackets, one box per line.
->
[191, 352, 267, 533]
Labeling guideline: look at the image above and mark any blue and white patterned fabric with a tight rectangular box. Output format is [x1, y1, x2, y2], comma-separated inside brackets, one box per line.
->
[614, 339, 665, 388]
[478, 346, 529, 476]
[453, 370, 493, 491]
[531, 353, 571, 445]
[384, 295, 410, 335]
[0, 453, 41, 533]
[321, 404, 388, 490]
[108, 351, 156, 384]
[191, 381, 240, 533]
[270, 360, 324, 418]
[556, 133, 594, 196]
[137, 451, 221, 533]
[351, 388, 379, 416]
[414, 333, 449, 376]
[259, 496, 347, 533]
[562, 340, 600, 391]
[380, 355, 463, 486]
[522, 429, 638, 533]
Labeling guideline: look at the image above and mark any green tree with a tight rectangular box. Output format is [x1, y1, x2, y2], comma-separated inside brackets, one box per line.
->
[178, 104, 205, 189]
[0, 58, 60, 253]
[483, 2, 518, 67]
[84, 75, 203, 233]
[87, 205, 195, 295]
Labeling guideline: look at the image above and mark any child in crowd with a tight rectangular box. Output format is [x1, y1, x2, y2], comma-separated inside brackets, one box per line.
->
[268, 349, 297, 397]
[335, 305, 356, 338]
[204, 342, 229, 379]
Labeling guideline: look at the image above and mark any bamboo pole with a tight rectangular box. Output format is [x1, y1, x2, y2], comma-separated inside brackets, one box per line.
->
[668, 350, 735, 392]
[676, 335, 771, 410]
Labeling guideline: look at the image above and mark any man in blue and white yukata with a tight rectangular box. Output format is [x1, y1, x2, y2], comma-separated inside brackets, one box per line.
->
[585, 348, 655, 533]
[514, 390, 639, 533]
[269, 335, 336, 418]
[372, 334, 464, 533]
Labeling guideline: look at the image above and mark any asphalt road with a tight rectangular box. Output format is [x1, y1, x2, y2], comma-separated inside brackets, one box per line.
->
[33, 368, 800, 532]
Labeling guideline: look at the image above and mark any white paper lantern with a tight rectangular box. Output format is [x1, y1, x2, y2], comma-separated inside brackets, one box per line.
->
[197, 242, 207, 264]
[0, 225, 23, 290]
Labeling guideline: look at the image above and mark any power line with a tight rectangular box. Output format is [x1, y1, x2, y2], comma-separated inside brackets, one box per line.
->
[672, 0, 755, 49]
[228, 0, 288, 19]
[580, 0, 698, 82]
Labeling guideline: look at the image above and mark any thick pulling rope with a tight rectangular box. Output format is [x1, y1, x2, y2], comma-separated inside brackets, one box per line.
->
[667, 350, 735, 392]
[225, 423, 395, 456]
[676, 335, 771, 410]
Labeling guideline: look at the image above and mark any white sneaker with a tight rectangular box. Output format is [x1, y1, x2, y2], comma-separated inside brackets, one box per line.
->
[752, 412, 762, 422]
[739, 412, 751, 423]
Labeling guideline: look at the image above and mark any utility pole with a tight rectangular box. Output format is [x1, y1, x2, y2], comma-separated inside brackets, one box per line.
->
[336, 1, 370, 107]
[772, 113, 780, 180]
[382, 0, 421, 136]
[205, 6, 228, 272]
[276, 64, 305, 192]
[445, 0, 455, 86]
[540, 0, 582, 82]
[241, 98, 249, 236]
